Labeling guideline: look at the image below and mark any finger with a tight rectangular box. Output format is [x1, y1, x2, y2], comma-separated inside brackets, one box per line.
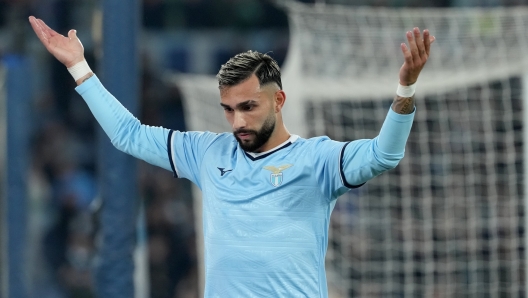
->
[68, 29, 77, 41]
[37, 18, 59, 38]
[413, 27, 426, 60]
[28, 16, 40, 34]
[28, 15, 38, 27]
[29, 16, 50, 45]
[401, 43, 413, 67]
[406, 30, 420, 65]
[423, 29, 431, 56]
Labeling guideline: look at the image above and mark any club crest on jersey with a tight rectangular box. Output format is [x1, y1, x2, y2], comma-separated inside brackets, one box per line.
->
[263, 164, 293, 187]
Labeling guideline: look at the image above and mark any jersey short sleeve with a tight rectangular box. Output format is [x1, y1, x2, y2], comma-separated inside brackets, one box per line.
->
[167, 130, 219, 187]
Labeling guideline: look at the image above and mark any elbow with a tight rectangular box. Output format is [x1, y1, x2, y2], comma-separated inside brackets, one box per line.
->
[380, 158, 401, 170]
[109, 117, 141, 154]
[370, 139, 405, 170]
[371, 136, 409, 170]
[110, 135, 128, 153]
[374, 151, 404, 170]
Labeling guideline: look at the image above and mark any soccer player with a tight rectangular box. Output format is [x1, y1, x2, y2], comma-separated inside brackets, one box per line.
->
[29, 16, 434, 297]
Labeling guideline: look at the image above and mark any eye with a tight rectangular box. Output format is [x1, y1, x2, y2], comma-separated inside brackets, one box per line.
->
[242, 105, 254, 111]
[223, 107, 233, 113]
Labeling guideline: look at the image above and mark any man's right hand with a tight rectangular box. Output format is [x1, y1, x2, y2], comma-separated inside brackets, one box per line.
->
[29, 16, 85, 68]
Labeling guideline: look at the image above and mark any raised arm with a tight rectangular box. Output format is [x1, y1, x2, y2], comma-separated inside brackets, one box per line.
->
[29, 16, 172, 171]
[29, 16, 93, 85]
[393, 27, 435, 114]
[340, 28, 435, 188]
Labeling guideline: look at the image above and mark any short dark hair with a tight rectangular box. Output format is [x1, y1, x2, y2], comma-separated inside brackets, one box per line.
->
[216, 50, 282, 90]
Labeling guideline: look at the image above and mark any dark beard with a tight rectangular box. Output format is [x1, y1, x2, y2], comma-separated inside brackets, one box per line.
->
[234, 115, 275, 152]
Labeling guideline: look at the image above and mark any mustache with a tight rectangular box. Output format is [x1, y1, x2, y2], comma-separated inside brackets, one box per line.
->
[233, 129, 256, 135]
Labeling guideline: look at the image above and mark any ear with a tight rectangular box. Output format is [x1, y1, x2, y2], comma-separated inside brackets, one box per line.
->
[274, 90, 286, 113]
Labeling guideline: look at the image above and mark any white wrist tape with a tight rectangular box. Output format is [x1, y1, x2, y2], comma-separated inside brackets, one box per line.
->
[396, 83, 416, 97]
[67, 60, 92, 81]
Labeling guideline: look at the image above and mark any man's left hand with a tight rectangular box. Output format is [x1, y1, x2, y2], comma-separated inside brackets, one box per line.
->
[399, 27, 435, 86]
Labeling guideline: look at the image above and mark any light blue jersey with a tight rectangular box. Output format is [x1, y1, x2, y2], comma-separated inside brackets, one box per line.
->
[77, 75, 414, 297]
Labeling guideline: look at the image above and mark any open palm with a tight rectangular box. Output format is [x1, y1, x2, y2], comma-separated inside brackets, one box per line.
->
[29, 16, 84, 68]
[399, 28, 435, 86]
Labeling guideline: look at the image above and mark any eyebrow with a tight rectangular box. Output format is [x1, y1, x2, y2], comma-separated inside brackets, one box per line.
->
[220, 100, 257, 109]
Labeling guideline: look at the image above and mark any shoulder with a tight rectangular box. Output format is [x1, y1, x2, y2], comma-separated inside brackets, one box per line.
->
[209, 132, 235, 144]
[171, 131, 232, 142]
[303, 135, 331, 143]
[290, 135, 329, 147]
[295, 136, 348, 161]
[206, 132, 234, 142]
[198, 132, 237, 153]
[170, 131, 236, 150]
[300, 135, 344, 148]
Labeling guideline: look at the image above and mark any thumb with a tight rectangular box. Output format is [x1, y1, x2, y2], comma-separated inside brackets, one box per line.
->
[68, 29, 77, 40]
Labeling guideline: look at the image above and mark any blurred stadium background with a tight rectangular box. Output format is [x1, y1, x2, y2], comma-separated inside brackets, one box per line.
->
[1, 0, 528, 297]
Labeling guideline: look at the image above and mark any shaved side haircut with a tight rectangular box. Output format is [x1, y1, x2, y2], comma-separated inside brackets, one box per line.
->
[216, 50, 282, 90]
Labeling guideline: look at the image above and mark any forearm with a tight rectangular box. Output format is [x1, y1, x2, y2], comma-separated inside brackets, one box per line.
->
[392, 95, 415, 114]
[375, 105, 414, 158]
[75, 75, 172, 171]
[76, 72, 94, 86]
[341, 107, 414, 186]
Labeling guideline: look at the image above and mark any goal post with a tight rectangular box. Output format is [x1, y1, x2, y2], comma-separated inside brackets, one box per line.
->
[521, 73, 528, 297]
[0, 62, 6, 298]
[171, 3, 528, 297]
[0, 56, 32, 298]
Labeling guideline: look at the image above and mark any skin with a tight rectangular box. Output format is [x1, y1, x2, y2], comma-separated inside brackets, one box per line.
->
[220, 76, 290, 152]
[29, 16, 435, 150]
[396, 27, 435, 114]
[28, 16, 93, 85]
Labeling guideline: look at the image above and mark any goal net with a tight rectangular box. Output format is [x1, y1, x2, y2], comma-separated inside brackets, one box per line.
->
[171, 2, 528, 297]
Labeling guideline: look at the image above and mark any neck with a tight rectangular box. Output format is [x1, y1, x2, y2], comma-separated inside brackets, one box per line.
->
[256, 125, 290, 153]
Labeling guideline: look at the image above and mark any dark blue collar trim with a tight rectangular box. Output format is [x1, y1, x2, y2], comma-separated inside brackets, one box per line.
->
[244, 142, 293, 161]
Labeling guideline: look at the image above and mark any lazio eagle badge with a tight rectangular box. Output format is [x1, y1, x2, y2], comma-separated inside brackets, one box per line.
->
[263, 164, 293, 187]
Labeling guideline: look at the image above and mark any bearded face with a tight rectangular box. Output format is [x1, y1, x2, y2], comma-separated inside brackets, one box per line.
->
[233, 111, 276, 152]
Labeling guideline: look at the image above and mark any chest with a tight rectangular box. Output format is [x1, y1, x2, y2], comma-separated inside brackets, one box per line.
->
[204, 148, 314, 189]
[200, 150, 326, 214]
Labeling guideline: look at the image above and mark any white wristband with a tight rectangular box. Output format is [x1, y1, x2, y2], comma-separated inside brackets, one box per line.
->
[67, 60, 92, 81]
[396, 83, 416, 97]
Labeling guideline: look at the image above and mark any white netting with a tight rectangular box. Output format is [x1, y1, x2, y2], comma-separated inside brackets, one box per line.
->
[175, 74, 231, 134]
[321, 80, 525, 297]
[171, 2, 528, 297]
[283, 4, 528, 100]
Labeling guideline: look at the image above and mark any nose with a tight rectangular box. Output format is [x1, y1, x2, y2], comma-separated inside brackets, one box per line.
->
[232, 111, 246, 130]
